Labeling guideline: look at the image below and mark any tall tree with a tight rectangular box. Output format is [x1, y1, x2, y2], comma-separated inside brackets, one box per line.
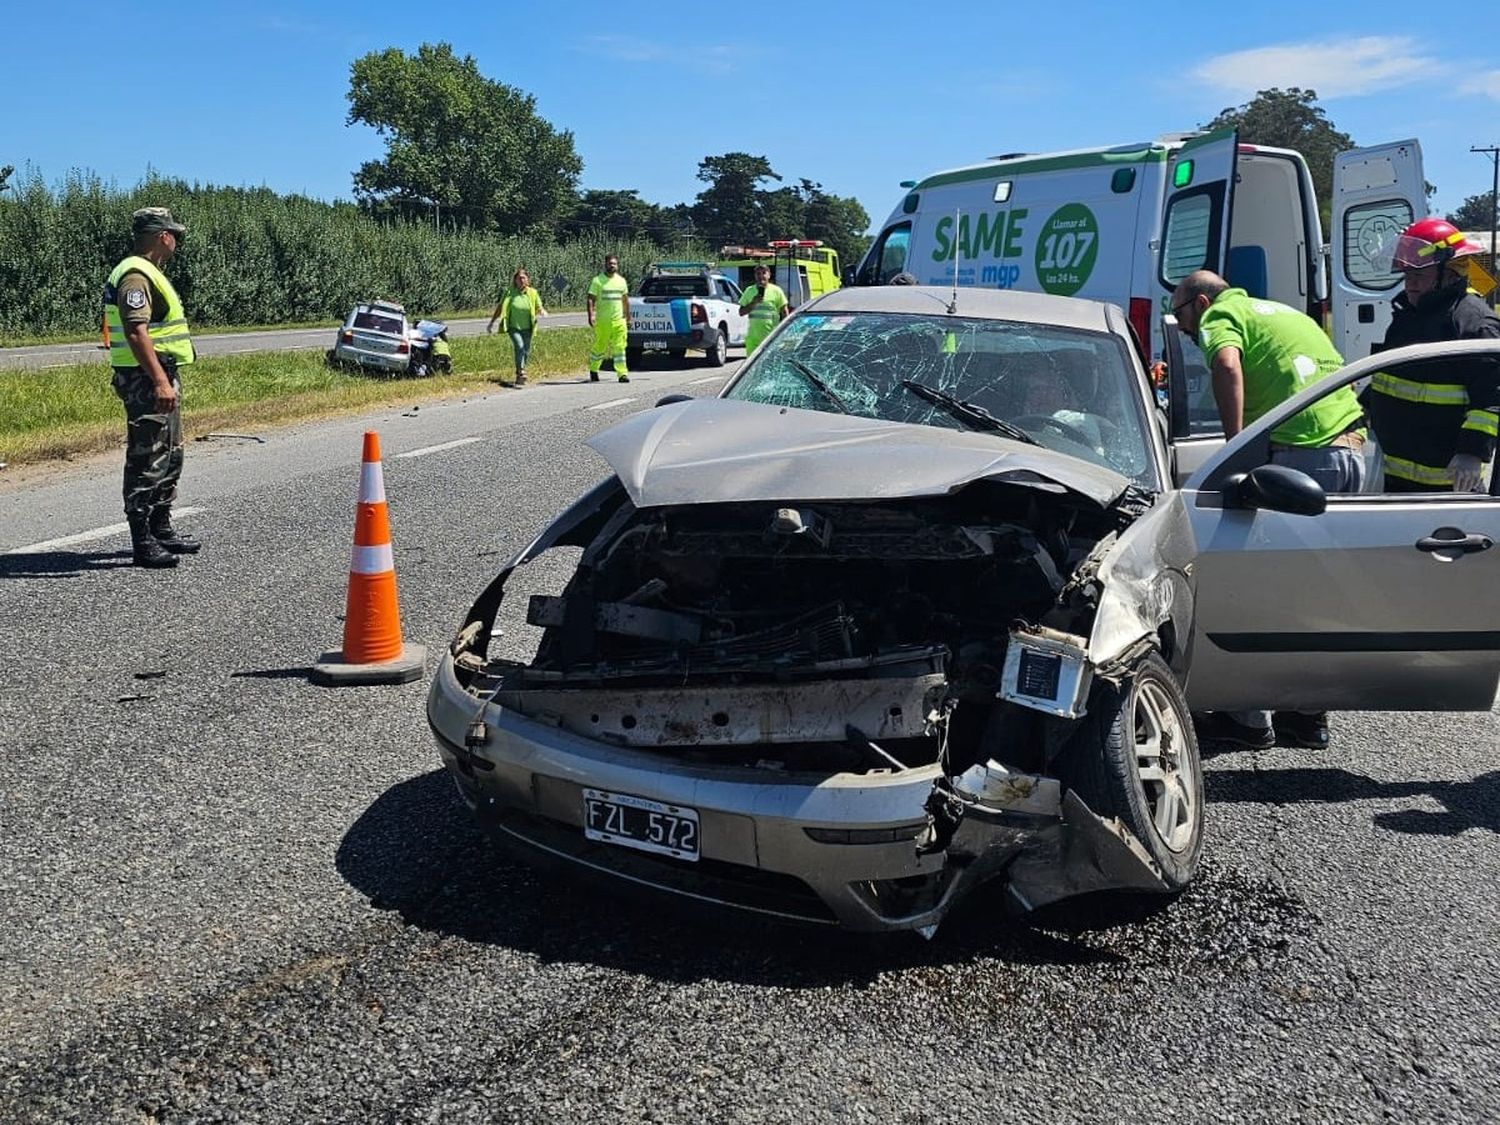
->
[1448, 191, 1498, 232]
[565, 189, 674, 238]
[347, 43, 581, 234]
[799, 180, 871, 267]
[690, 153, 781, 247]
[1202, 87, 1352, 225]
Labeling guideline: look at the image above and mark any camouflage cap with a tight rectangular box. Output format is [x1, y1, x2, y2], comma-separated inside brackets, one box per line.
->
[131, 207, 187, 238]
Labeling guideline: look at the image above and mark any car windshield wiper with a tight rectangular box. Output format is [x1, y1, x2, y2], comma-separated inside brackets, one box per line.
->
[899, 378, 1038, 445]
[785, 357, 851, 413]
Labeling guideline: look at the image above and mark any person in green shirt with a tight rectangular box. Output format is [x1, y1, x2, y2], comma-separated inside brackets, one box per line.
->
[1172, 268, 1366, 752]
[586, 254, 631, 383]
[488, 267, 548, 386]
[738, 264, 789, 354]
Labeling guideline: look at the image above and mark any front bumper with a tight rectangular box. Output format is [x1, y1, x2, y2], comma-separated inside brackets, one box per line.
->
[427, 653, 1168, 933]
[631, 326, 721, 352]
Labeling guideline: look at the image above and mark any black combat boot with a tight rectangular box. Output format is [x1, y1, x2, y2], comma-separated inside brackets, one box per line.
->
[129, 517, 179, 569]
[149, 509, 200, 554]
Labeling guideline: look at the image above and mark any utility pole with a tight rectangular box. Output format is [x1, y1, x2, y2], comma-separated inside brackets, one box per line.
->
[1472, 145, 1500, 308]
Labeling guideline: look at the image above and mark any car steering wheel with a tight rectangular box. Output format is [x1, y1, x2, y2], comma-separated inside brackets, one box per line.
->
[1013, 413, 1097, 448]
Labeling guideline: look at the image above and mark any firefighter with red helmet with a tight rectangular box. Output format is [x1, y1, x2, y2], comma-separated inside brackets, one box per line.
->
[1368, 217, 1500, 491]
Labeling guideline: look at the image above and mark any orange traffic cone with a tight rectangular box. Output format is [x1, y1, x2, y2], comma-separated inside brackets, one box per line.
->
[311, 431, 426, 685]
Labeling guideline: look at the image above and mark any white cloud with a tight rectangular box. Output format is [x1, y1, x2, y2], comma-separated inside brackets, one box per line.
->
[576, 36, 739, 75]
[1461, 72, 1500, 100]
[578, 36, 667, 63]
[1191, 36, 1439, 99]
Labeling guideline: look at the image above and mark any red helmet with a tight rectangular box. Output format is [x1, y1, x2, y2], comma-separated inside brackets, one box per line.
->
[1389, 217, 1486, 272]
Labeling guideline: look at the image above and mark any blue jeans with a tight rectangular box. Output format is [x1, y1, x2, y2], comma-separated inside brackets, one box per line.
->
[1268, 443, 1366, 493]
[508, 329, 533, 374]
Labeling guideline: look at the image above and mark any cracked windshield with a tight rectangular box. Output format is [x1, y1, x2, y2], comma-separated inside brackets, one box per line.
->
[725, 309, 1156, 484]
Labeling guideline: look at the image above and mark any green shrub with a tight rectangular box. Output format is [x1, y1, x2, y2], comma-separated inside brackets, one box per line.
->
[0, 170, 678, 340]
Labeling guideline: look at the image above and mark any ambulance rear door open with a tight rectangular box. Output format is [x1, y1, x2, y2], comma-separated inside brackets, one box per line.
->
[1157, 129, 1239, 482]
[1330, 140, 1426, 362]
[1158, 128, 1239, 299]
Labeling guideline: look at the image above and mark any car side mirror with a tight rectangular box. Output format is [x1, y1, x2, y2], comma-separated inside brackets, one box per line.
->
[655, 393, 693, 408]
[1222, 464, 1326, 516]
[842, 267, 859, 288]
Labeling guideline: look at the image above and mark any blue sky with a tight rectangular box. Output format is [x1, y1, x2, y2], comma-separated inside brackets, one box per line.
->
[10, 1, 1499, 233]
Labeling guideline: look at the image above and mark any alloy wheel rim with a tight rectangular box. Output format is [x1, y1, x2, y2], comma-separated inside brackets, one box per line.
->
[1131, 678, 1198, 853]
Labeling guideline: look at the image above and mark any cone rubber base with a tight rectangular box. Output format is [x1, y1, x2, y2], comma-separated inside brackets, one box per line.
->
[311, 643, 426, 686]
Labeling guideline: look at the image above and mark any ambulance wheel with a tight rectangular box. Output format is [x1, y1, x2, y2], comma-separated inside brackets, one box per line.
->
[707, 327, 728, 367]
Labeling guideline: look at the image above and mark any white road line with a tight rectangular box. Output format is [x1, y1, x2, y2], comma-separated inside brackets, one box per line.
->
[395, 437, 483, 459]
[587, 397, 637, 411]
[6, 507, 206, 555]
[687, 376, 724, 385]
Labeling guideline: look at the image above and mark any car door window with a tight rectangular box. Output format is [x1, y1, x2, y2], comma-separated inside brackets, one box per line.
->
[1195, 347, 1500, 499]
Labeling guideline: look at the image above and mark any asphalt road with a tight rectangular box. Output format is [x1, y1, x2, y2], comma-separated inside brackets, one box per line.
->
[0, 313, 590, 370]
[1, 365, 1496, 1123]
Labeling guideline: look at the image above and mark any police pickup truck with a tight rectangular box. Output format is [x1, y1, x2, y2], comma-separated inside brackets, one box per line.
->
[627, 262, 746, 368]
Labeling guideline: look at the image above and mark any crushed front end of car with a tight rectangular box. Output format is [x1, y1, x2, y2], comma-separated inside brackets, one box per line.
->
[428, 401, 1200, 934]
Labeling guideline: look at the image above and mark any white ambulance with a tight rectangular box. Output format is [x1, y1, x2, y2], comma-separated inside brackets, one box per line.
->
[854, 129, 1427, 382]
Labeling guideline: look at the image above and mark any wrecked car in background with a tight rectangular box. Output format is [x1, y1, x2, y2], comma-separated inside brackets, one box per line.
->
[428, 286, 1500, 934]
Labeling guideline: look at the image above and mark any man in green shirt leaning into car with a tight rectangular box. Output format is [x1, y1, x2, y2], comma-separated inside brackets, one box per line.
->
[1171, 268, 1368, 752]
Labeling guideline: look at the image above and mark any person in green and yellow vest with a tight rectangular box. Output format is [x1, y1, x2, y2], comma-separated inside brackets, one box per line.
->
[103, 207, 199, 569]
[738, 264, 789, 354]
[488, 266, 548, 386]
[586, 254, 631, 383]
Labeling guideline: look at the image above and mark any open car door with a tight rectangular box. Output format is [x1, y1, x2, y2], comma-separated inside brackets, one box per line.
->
[1176, 339, 1500, 712]
[1330, 140, 1426, 363]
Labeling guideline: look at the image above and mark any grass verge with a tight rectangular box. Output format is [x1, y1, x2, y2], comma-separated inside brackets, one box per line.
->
[0, 328, 593, 466]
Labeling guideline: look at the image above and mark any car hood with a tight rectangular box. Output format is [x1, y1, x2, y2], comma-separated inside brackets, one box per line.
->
[586, 398, 1131, 509]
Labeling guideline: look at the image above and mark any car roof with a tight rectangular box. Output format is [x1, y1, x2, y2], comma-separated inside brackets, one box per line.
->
[804, 286, 1122, 334]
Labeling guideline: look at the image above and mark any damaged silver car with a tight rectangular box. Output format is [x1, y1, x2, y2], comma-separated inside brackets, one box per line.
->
[428, 286, 1500, 934]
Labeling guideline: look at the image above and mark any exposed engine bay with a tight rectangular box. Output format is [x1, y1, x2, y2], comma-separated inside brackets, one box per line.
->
[463, 479, 1152, 782]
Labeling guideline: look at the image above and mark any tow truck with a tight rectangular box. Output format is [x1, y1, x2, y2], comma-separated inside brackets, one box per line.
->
[716, 239, 842, 309]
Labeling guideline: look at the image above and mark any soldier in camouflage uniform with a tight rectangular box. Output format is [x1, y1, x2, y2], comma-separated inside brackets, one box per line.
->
[103, 208, 200, 568]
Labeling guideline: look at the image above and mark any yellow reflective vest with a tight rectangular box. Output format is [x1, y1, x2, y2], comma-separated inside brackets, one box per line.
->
[104, 256, 195, 367]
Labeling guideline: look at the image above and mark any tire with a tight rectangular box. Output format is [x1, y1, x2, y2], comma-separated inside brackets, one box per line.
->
[625, 347, 644, 370]
[706, 327, 728, 367]
[325, 349, 340, 369]
[1052, 652, 1203, 890]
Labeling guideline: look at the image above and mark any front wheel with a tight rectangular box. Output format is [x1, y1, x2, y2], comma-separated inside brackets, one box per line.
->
[706, 326, 728, 367]
[1052, 652, 1203, 890]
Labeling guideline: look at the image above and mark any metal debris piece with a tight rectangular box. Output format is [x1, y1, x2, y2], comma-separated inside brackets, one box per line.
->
[200, 432, 266, 443]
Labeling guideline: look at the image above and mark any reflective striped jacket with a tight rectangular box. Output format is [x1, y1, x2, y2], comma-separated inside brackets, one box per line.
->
[1366, 287, 1500, 485]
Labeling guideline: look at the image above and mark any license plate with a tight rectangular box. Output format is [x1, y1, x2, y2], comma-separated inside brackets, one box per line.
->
[583, 788, 699, 861]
